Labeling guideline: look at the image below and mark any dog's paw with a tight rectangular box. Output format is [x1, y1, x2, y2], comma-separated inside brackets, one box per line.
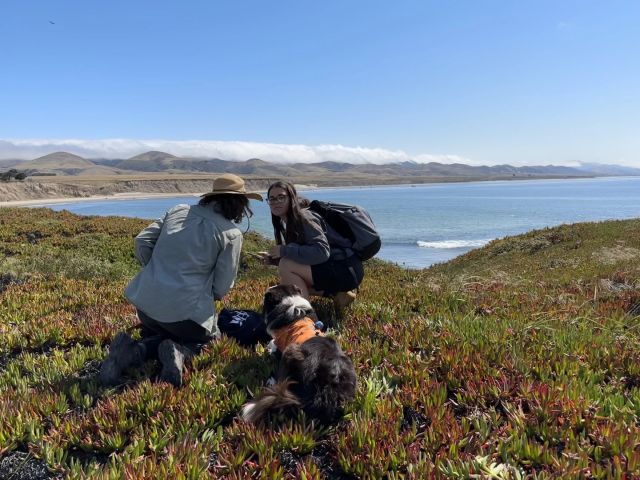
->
[267, 339, 278, 354]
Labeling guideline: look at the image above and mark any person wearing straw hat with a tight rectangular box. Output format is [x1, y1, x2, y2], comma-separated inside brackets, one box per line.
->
[100, 174, 262, 388]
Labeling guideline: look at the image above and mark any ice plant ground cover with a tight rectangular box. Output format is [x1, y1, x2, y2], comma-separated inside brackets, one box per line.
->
[0, 207, 639, 479]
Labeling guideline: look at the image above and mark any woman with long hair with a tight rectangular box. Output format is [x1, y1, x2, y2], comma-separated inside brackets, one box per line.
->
[100, 174, 262, 388]
[260, 181, 364, 309]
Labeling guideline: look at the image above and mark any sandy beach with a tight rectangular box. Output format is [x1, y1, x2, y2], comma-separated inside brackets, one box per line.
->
[0, 183, 322, 208]
[0, 191, 202, 208]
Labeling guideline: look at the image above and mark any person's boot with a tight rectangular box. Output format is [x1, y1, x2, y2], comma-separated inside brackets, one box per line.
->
[333, 290, 357, 311]
[99, 332, 146, 386]
[158, 339, 192, 388]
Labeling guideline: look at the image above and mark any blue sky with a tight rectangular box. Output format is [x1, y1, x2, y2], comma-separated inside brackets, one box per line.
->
[1, 1, 639, 166]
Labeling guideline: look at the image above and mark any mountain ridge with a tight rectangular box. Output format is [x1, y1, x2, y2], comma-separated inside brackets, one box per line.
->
[3, 150, 640, 179]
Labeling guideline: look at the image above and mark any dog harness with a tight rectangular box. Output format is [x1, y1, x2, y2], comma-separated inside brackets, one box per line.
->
[271, 317, 324, 351]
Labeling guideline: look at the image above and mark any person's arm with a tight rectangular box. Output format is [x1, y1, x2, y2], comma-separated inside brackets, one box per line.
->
[279, 213, 330, 265]
[212, 232, 243, 300]
[133, 213, 167, 266]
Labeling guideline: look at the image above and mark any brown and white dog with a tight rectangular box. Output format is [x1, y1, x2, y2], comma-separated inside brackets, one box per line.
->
[241, 284, 357, 424]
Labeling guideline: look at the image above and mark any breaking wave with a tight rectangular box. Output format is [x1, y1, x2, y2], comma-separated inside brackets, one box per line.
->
[416, 239, 492, 249]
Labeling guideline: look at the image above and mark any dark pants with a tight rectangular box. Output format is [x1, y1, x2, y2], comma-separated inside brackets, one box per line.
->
[136, 309, 216, 359]
[311, 253, 364, 295]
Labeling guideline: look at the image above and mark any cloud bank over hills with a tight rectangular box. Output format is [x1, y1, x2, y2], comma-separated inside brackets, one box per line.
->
[2, 139, 637, 169]
[0, 139, 468, 165]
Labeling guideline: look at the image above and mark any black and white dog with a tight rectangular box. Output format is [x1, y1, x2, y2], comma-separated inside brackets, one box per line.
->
[241, 284, 357, 424]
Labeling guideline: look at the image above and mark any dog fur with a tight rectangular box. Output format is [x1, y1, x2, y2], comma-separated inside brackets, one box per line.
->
[241, 284, 357, 424]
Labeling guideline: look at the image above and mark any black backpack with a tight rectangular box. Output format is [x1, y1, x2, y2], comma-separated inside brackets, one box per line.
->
[308, 200, 381, 260]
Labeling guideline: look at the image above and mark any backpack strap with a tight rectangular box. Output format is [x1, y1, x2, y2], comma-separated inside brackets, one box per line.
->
[329, 246, 354, 260]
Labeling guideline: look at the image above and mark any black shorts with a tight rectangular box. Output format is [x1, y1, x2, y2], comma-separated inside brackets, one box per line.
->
[311, 254, 364, 295]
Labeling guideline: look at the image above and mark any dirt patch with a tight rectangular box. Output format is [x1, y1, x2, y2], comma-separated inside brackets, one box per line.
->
[598, 278, 636, 293]
[593, 246, 640, 266]
[0, 451, 60, 480]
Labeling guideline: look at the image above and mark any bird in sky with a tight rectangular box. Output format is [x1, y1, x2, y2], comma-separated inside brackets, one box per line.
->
[49, 21, 55, 24]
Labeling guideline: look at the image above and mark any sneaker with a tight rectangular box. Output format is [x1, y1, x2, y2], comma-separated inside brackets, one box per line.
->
[99, 332, 146, 386]
[333, 290, 357, 311]
[158, 339, 192, 388]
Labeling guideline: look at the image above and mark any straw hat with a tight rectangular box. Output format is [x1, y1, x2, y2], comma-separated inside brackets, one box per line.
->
[200, 174, 263, 201]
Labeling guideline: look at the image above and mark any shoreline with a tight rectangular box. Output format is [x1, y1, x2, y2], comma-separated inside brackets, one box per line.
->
[1, 176, 634, 208]
[0, 191, 202, 208]
[0, 183, 321, 207]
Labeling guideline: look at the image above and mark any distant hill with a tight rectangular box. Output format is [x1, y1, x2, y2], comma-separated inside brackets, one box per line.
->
[0, 159, 25, 168]
[15, 152, 121, 176]
[111, 151, 180, 171]
[26, 152, 95, 169]
[5, 150, 639, 181]
[89, 150, 594, 178]
[92, 153, 308, 176]
[576, 162, 640, 176]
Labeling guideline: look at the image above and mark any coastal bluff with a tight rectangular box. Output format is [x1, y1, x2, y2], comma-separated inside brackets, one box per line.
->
[0, 178, 272, 203]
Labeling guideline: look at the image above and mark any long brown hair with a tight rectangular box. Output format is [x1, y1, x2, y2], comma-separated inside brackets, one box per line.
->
[199, 194, 253, 223]
[268, 181, 308, 245]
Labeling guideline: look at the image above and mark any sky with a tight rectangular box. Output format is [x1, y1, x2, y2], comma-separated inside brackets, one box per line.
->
[1, 1, 639, 166]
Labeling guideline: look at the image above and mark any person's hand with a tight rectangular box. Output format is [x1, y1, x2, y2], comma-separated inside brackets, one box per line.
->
[268, 245, 282, 259]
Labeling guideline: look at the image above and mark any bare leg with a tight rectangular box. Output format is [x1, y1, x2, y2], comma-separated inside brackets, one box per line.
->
[278, 257, 314, 298]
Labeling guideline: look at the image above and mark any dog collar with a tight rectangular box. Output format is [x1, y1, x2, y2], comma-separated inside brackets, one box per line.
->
[271, 317, 324, 351]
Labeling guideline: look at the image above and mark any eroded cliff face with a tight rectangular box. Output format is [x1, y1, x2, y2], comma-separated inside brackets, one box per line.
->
[0, 182, 97, 201]
[0, 179, 270, 202]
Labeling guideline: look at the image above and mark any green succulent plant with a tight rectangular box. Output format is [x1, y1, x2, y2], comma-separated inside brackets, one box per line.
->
[0, 208, 639, 477]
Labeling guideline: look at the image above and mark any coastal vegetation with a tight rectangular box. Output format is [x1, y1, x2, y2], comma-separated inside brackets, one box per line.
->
[0, 168, 27, 182]
[0, 207, 639, 478]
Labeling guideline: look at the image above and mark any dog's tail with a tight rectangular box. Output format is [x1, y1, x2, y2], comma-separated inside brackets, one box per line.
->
[241, 380, 300, 423]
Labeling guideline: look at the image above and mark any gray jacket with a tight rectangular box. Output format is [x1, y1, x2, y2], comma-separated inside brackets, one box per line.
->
[124, 203, 242, 335]
[280, 209, 352, 265]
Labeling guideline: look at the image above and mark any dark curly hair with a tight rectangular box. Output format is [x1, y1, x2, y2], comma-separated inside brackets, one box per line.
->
[199, 194, 253, 223]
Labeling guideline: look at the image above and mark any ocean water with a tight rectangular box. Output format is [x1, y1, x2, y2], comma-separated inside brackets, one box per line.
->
[39, 177, 640, 269]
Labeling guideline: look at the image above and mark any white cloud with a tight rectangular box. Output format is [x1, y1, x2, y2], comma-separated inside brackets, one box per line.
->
[0, 138, 471, 165]
[2, 138, 637, 168]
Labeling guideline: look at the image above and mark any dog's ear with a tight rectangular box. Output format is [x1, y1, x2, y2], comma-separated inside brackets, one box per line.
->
[262, 285, 284, 323]
[278, 344, 306, 380]
[282, 344, 305, 362]
[300, 347, 321, 384]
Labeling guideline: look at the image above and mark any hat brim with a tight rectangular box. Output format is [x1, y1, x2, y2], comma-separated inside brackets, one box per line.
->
[200, 190, 263, 201]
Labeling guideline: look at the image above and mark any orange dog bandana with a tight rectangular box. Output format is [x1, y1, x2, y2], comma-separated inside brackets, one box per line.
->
[271, 317, 324, 351]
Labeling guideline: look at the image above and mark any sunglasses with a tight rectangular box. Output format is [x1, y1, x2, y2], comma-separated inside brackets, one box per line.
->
[267, 194, 289, 205]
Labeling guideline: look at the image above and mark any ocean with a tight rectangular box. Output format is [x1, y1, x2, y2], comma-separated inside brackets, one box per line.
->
[38, 176, 640, 269]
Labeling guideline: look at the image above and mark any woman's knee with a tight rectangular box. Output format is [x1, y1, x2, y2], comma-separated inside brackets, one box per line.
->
[278, 257, 301, 276]
[278, 258, 312, 285]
